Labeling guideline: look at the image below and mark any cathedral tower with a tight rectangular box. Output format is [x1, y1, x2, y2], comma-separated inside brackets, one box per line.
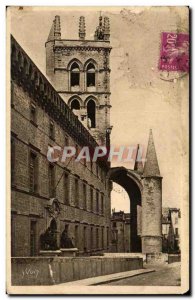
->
[45, 15, 112, 145]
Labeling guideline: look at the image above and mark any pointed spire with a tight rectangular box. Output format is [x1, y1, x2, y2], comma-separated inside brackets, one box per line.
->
[103, 17, 110, 40]
[134, 144, 144, 173]
[79, 16, 86, 40]
[47, 15, 61, 42]
[143, 129, 161, 177]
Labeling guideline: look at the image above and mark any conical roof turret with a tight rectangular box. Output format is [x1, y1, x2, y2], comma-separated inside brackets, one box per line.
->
[143, 129, 161, 177]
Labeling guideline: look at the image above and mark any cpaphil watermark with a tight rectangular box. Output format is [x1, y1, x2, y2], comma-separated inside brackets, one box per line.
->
[47, 145, 146, 163]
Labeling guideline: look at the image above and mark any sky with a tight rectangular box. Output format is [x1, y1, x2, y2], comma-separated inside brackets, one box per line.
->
[9, 6, 189, 211]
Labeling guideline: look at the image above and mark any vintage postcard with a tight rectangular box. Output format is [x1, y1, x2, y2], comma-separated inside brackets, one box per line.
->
[6, 6, 189, 294]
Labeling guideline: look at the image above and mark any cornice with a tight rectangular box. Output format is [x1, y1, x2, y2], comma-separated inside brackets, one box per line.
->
[54, 45, 112, 52]
[57, 91, 111, 95]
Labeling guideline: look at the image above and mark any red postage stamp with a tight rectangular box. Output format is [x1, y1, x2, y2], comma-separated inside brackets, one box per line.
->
[159, 32, 189, 72]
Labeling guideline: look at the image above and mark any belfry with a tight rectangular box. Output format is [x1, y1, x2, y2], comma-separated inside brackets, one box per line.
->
[46, 15, 112, 146]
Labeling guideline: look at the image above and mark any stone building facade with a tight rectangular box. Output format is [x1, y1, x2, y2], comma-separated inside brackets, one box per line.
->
[10, 14, 112, 257]
[110, 210, 131, 253]
[110, 206, 180, 255]
[162, 208, 181, 253]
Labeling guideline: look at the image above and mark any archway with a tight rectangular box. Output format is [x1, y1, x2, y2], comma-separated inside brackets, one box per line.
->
[70, 99, 80, 110]
[111, 184, 130, 253]
[86, 63, 95, 87]
[70, 62, 80, 87]
[109, 167, 142, 253]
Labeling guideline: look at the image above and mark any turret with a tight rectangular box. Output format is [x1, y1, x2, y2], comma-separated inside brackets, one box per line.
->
[47, 15, 61, 41]
[141, 129, 162, 254]
[46, 15, 61, 79]
[79, 16, 86, 40]
[103, 17, 110, 41]
[143, 129, 161, 177]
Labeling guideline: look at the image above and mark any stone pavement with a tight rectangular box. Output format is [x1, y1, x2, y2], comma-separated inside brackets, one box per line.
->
[58, 268, 155, 286]
[102, 262, 181, 286]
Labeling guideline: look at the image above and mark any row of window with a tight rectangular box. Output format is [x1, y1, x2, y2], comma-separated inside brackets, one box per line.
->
[30, 101, 101, 169]
[71, 98, 96, 128]
[11, 136, 106, 186]
[74, 224, 109, 251]
[11, 140, 105, 214]
[68, 175, 105, 213]
[12, 97, 104, 179]
[30, 95, 97, 131]
[32, 155, 105, 214]
[30, 102, 55, 140]
[70, 62, 96, 89]
[11, 217, 110, 257]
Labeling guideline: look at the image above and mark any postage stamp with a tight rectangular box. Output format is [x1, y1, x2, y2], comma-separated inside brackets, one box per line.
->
[159, 32, 189, 72]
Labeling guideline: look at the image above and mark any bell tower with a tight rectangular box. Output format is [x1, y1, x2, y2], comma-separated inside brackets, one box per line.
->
[45, 15, 112, 145]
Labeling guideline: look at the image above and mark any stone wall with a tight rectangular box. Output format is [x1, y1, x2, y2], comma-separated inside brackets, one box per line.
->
[168, 254, 181, 264]
[142, 177, 162, 253]
[103, 252, 146, 261]
[11, 35, 111, 257]
[11, 256, 143, 285]
[146, 253, 168, 264]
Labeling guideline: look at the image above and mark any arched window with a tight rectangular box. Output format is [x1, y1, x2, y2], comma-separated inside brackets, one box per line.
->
[87, 63, 95, 87]
[87, 99, 96, 128]
[70, 62, 80, 87]
[71, 99, 80, 110]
